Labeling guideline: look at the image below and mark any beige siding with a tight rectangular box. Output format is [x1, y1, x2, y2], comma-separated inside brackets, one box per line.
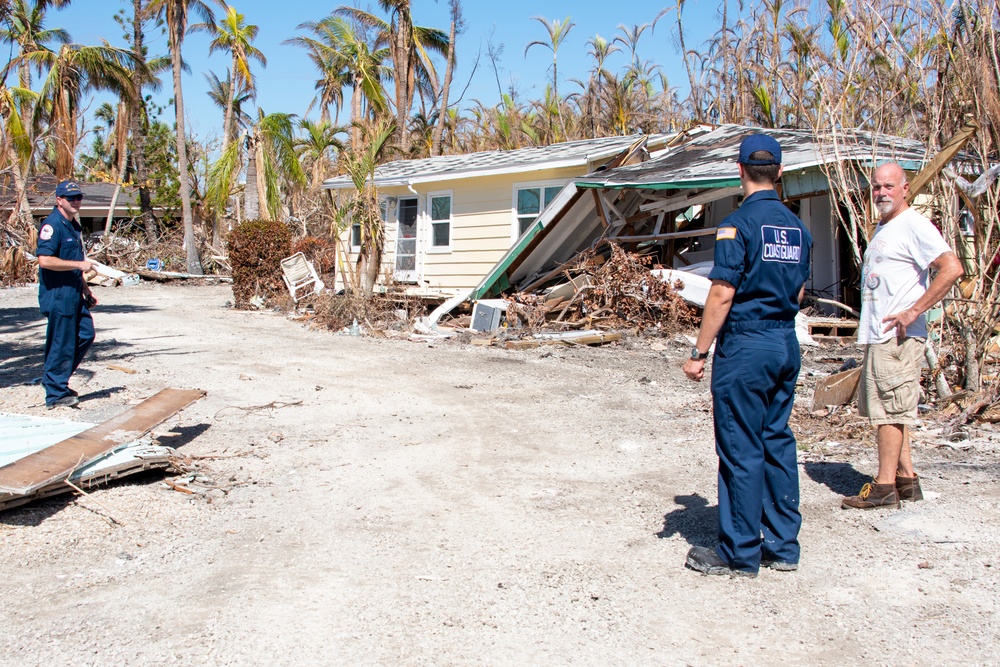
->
[335, 165, 585, 292]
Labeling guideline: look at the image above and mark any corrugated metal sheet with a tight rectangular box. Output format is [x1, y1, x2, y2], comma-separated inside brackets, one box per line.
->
[0, 413, 95, 468]
[0, 412, 176, 511]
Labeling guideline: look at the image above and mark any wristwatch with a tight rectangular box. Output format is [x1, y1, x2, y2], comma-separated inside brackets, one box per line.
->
[690, 347, 709, 361]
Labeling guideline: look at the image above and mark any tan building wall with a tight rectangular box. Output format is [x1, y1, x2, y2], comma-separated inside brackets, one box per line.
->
[338, 165, 583, 293]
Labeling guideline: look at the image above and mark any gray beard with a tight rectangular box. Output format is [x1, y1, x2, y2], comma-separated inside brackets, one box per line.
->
[875, 200, 895, 216]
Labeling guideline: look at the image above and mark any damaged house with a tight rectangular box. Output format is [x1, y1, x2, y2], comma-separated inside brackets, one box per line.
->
[322, 134, 674, 295]
[468, 124, 965, 316]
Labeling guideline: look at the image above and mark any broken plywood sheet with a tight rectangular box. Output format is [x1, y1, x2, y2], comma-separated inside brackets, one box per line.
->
[811, 367, 862, 412]
[0, 411, 181, 511]
[0, 388, 205, 495]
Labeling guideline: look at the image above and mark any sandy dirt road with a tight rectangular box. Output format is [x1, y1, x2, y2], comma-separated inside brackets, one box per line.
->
[1, 282, 998, 666]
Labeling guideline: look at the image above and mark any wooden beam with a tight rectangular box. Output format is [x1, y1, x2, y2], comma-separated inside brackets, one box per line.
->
[640, 186, 743, 213]
[591, 189, 609, 228]
[597, 190, 628, 227]
[907, 120, 980, 203]
[609, 227, 718, 243]
[505, 332, 622, 350]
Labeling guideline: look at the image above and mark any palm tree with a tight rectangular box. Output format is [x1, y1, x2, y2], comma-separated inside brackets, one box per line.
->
[335, 1, 449, 152]
[149, 0, 218, 274]
[581, 34, 619, 137]
[295, 118, 344, 189]
[197, 4, 265, 155]
[0, 82, 40, 232]
[206, 109, 305, 223]
[337, 118, 395, 295]
[0, 0, 70, 128]
[283, 23, 348, 124]
[287, 16, 390, 151]
[524, 15, 575, 142]
[205, 69, 252, 143]
[124, 0, 167, 242]
[1, 1, 72, 233]
[430, 0, 462, 156]
[16, 42, 138, 179]
[656, 2, 700, 119]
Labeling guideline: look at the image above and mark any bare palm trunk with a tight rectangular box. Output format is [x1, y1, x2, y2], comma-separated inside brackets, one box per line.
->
[350, 84, 361, 150]
[132, 0, 157, 243]
[54, 96, 77, 180]
[105, 102, 131, 235]
[105, 149, 129, 235]
[431, 12, 457, 156]
[171, 32, 203, 274]
[244, 139, 260, 220]
[394, 11, 412, 152]
[222, 56, 237, 154]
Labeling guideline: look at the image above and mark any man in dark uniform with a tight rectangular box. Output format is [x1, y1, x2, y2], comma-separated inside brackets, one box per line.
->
[35, 180, 98, 409]
[682, 134, 812, 576]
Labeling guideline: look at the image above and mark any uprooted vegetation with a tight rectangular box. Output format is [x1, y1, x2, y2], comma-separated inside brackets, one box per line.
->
[500, 244, 696, 336]
[227, 219, 292, 309]
[310, 287, 425, 332]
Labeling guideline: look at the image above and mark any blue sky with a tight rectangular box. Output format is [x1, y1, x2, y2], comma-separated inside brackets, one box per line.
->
[42, 0, 723, 143]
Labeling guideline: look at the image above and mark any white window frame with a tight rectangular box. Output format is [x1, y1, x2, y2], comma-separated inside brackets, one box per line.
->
[426, 190, 453, 254]
[511, 179, 567, 242]
[350, 197, 388, 252]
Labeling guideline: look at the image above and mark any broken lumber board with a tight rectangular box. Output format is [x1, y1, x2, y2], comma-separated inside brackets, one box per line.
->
[505, 332, 622, 350]
[0, 388, 205, 495]
[811, 367, 861, 412]
[808, 317, 858, 337]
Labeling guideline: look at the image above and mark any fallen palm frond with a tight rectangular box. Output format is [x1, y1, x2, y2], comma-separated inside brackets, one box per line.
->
[1, 245, 35, 287]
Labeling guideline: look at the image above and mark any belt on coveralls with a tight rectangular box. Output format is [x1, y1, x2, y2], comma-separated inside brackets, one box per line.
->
[721, 319, 795, 334]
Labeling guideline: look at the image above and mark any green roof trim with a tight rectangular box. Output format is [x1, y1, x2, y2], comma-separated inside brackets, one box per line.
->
[468, 220, 545, 301]
[574, 177, 742, 190]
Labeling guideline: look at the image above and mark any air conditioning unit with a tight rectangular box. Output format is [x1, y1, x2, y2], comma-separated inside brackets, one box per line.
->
[471, 299, 506, 332]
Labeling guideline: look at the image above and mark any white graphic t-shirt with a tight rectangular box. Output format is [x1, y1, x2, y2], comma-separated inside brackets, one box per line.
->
[858, 208, 953, 344]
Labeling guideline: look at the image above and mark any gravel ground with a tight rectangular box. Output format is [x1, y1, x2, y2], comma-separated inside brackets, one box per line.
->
[1, 282, 998, 666]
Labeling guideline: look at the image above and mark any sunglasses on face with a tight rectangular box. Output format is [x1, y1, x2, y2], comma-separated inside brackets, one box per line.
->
[63, 195, 84, 202]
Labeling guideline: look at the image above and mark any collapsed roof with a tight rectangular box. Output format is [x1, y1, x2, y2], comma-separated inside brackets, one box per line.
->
[322, 134, 674, 190]
[469, 124, 954, 301]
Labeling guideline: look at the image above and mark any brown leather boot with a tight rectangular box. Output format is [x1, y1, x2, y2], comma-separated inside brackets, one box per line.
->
[895, 474, 923, 501]
[842, 480, 900, 509]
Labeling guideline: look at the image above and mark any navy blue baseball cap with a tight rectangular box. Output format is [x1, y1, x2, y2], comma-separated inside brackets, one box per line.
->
[737, 134, 782, 165]
[55, 180, 83, 197]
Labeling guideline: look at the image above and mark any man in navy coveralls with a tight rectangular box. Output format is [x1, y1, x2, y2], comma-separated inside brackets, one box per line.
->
[35, 180, 98, 409]
[682, 134, 812, 576]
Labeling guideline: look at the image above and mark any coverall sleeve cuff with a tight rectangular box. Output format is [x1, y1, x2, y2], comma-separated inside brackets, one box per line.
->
[708, 266, 741, 287]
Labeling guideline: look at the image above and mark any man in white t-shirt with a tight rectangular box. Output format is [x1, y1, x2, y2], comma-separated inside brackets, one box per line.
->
[842, 162, 963, 509]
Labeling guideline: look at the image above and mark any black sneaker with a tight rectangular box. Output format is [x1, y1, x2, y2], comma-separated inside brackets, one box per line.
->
[685, 546, 756, 577]
[47, 395, 80, 410]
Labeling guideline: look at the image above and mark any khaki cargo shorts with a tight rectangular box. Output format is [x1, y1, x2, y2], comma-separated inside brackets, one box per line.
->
[858, 337, 925, 426]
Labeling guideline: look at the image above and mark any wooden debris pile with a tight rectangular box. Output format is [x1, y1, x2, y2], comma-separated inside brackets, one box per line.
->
[502, 243, 696, 336]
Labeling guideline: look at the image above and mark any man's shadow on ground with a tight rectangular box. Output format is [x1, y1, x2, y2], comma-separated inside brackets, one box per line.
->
[656, 493, 718, 547]
[802, 461, 870, 496]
